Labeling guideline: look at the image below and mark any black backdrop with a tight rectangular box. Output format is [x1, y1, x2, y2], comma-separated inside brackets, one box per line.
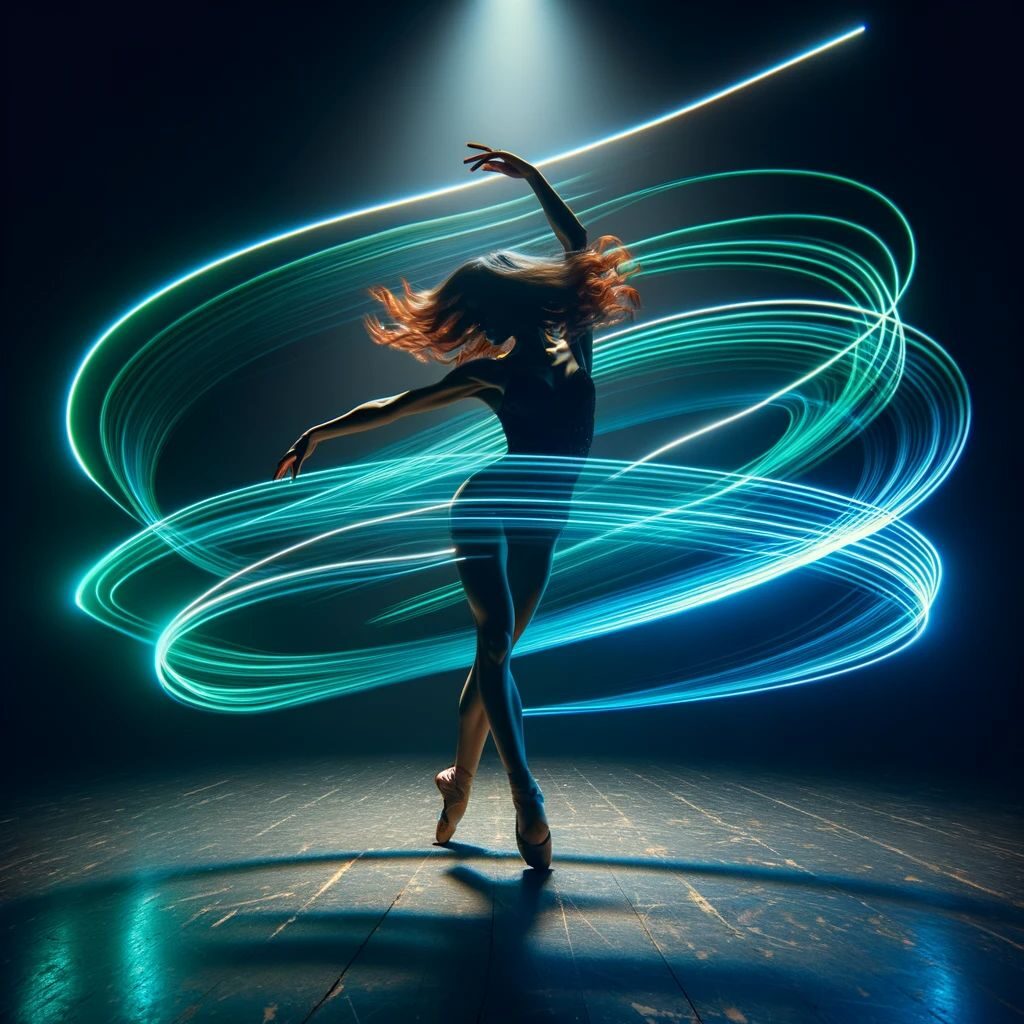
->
[5, 1, 1019, 786]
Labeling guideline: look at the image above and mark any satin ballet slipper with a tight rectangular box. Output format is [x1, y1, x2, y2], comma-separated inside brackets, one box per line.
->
[509, 774, 552, 870]
[435, 765, 474, 844]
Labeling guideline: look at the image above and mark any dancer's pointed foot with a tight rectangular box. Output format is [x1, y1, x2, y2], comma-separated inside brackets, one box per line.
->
[435, 765, 474, 844]
[509, 774, 552, 870]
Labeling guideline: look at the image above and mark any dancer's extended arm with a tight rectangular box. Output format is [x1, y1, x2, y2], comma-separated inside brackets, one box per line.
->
[464, 143, 586, 252]
[464, 143, 592, 371]
[520, 159, 593, 371]
[523, 165, 594, 371]
[528, 170, 588, 253]
[273, 360, 501, 480]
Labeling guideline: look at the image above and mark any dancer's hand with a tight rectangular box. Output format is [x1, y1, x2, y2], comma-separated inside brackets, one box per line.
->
[464, 143, 535, 179]
[273, 430, 318, 481]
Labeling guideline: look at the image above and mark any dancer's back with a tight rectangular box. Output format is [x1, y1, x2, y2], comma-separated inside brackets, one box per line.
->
[470, 333, 596, 459]
[495, 363, 595, 458]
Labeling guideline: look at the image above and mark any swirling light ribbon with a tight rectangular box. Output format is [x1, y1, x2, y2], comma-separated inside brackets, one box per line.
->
[66, 27, 970, 713]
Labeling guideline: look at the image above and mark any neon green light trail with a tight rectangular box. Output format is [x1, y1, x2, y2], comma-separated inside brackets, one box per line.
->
[66, 28, 970, 714]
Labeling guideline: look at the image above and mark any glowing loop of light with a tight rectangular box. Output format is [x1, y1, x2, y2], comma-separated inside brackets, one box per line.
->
[66, 27, 970, 713]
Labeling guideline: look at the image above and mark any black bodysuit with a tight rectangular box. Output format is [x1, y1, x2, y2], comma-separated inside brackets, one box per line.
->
[496, 362, 595, 458]
[449, 342, 596, 546]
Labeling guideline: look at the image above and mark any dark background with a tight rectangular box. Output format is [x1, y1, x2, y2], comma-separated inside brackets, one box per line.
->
[4, 2, 1018, 788]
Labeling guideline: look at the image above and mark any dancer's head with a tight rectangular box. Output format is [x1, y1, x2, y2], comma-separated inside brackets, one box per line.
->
[364, 235, 640, 365]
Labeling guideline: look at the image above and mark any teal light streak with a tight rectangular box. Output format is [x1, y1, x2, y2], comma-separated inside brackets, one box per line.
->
[533, 26, 865, 168]
[65, 25, 864, 502]
[65, 27, 970, 715]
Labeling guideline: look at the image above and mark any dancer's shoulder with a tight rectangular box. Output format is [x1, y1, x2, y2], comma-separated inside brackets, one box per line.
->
[445, 357, 509, 389]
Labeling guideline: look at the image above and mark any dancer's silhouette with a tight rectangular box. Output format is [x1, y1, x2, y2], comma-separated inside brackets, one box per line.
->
[275, 144, 639, 867]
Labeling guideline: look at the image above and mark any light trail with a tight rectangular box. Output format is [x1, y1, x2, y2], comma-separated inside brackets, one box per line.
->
[64, 27, 971, 715]
[65, 25, 864, 501]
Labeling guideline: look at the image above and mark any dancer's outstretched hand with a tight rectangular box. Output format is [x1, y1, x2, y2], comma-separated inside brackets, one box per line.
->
[273, 432, 317, 481]
[464, 143, 535, 179]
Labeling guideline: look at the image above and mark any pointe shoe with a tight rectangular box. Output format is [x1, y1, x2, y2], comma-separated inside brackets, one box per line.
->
[435, 765, 473, 844]
[510, 777, 552, 870]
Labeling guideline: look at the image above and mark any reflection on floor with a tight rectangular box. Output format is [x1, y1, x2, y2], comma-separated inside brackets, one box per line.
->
[1, 758, 1021, 1023]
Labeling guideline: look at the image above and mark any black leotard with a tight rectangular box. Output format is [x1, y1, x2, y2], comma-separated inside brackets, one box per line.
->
[450, 353, 595, 546]
[495, 363, 595, 458]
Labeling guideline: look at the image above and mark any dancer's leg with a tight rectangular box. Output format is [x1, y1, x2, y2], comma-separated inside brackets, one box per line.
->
[452, 532, 528, 778]
[453, 534, 557, 775]
[453, 664, 487, 775]
[506, 534, 558, 643]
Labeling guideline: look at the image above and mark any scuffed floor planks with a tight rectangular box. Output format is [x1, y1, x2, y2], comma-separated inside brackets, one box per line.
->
[0, 758, 1020, 1023]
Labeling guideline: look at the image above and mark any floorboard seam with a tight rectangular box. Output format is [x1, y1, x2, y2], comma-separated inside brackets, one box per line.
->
[301, 852, 433, 1023]
[611, 870, 705, 1024]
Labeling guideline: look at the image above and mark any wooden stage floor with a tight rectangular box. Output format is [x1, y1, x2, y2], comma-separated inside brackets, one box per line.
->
[1, 757, 1021, 1023]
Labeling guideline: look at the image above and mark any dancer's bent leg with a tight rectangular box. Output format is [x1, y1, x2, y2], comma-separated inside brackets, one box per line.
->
[453, 533, 531, 780]
[453, 533, 556, 777]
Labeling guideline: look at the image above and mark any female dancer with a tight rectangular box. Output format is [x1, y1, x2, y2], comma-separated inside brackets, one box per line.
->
[274, 144, 638, 868]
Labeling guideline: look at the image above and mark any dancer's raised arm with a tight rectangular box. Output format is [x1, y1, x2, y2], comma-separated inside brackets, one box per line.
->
[464, 144, 587, 253]
[464, 144, 593, 370]
[273, 360, 501, 480]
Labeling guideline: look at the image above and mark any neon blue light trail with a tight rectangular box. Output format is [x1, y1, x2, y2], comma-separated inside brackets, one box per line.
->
[65, 26, 970, 715]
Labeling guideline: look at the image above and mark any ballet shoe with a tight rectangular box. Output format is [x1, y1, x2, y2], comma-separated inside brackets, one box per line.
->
[509, 775, 552, 870]
[435, 765, 473, 844]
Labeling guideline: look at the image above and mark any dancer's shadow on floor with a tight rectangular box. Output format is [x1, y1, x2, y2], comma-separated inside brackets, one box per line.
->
[443, 856, 561, 1019]
[5, 840, 1022, 1023]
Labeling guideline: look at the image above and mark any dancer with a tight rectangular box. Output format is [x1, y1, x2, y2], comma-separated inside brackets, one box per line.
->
[274, 144, 639, 867]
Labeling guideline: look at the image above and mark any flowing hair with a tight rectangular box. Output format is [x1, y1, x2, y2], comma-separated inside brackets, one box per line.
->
[363, 234, 640, 366]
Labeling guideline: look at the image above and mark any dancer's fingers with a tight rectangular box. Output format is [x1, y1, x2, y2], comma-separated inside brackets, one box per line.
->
[468, 155, 503, 172]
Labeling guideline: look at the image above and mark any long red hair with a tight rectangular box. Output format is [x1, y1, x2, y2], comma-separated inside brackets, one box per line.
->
[363, 235, 640, 366]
